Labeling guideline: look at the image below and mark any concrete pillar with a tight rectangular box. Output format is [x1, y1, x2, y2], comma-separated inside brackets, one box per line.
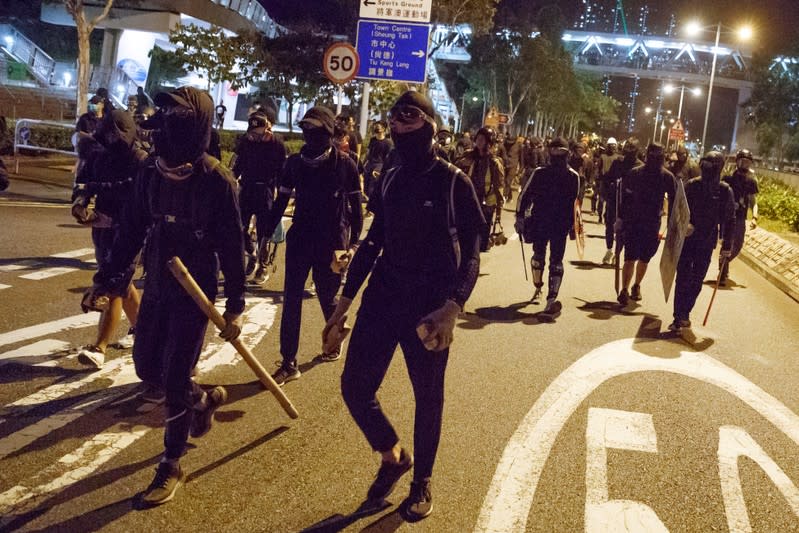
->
[731, 86, 754, 152]
[100, 29, 120, 68]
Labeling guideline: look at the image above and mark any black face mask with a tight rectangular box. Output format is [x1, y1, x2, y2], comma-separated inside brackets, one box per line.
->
[302, 127, 331, 154]
[392, 122, 434, 164]
[162, 106, 198, 166]
[646, 152, 665, 169]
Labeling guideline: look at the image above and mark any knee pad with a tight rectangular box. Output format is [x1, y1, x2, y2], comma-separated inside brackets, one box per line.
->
[531, 258, 544, 287]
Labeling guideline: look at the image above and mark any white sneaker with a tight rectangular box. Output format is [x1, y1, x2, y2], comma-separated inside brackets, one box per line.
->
[112, 329, 135, 349]
[78, 345, 105, 369]
[602, 250, 613, 265]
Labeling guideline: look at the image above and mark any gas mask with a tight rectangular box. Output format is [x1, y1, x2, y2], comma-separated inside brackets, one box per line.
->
[700, 151, 725, 190]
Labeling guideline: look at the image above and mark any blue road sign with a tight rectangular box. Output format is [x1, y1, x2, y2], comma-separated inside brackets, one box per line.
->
[356, 20, 430, 83]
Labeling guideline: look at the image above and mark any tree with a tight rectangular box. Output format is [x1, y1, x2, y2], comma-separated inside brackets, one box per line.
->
[432, 0, 500, 37]
[145, 46, 187, 96]
[169, 24, 263, 92]
[65, 0, 115, 115]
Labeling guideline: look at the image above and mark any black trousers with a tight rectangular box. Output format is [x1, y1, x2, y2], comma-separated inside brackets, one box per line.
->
[240, 184, 273, 258]
[720, 215, 747, 278]
[279, 236, 341, 366]
[674, 240, 714, 321]
[341, 282, 448, 482]
[134, 290, 208, 459]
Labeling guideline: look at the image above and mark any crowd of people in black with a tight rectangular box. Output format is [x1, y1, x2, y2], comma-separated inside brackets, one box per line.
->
[69, 84, 759, 518]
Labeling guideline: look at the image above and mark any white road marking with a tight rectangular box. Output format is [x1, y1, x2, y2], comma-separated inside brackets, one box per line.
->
[0, 298, 278, 520]
[585, 408, 667, 532]
[718, 426, 799, 533]
[0, 284, 10, 290]
[0, 260, 39, 272]
[0, 313, 98, 349]
[0, 201, 70, 209]
[19, 267, 80, 280]
[50, 248, 94, 259]
[474, 338, 799, 533]
[0, 425, 149, 524]
[0, 339, 71, 367]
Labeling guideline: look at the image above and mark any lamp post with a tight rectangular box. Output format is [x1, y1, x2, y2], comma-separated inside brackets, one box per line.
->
[686, 21, 752, 154]
[664, 83, 701, 122]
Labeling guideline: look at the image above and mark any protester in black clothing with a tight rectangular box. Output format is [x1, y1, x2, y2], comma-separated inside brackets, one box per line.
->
[76, 95, 105, 135]
[337, 114, 363, 159]
[596, 138, 619, 224]
[434, 129, 455, 162]
[616, 142, 677, 304]
[364, 122, 393, 199]
[455, 126, 504, 252]
[136, 86, 151, 114]
[0, 157, 9, 192]
[83, 86, 245, 505]
[323, 91, 485, 521]
[515, 136, 580, 314]
[568, 141, 588, 201]
[719, 149, 759, 285]
[601, 138, 643, 265]
[233, 109, 287, 284]
[72, 110, 146, 369]
[670, 151, 735, 331]
[266, 106, 363, 385]
[95, 87, 115, 111]
[668, 145, 700, 184]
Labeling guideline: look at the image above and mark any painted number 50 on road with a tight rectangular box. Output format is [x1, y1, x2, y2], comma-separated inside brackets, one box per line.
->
[323, 43, 359, 85]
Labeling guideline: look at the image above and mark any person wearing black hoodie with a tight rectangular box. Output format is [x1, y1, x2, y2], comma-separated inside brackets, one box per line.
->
[72, 110, 146, 370]
[265, 106, 364, 385]
[669, 151, 735, 331]
[83, 86, 245, 505]
[323, 91, 484, 520]
[515, 137, 580, 315]
[233, 108, 287, 284]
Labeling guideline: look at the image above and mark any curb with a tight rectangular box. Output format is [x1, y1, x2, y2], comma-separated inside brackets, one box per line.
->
[10, 175, 73, 189]
[740, 228, 799, 304]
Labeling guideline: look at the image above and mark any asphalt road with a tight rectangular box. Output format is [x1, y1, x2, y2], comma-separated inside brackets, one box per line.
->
[1, 180, 798, 533]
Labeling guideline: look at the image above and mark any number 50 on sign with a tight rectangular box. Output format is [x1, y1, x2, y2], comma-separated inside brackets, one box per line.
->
[323, 43, 360, 84]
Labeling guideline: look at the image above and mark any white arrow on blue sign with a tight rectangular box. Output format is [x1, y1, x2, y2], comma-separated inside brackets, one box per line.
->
[355, 20, 430, 84]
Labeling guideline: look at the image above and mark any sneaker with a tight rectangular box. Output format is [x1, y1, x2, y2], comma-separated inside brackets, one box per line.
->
[112, 328, 135, 349]
[190, 386, 228, 439]
[142, 461, 185, 506]
[668, 318, 692, 332]
[245, 253, 257, 276]
[542, 299, 562, 315]
[304, 283, 317, 298]
[272, 364, 301, 386]
[602, 249, 613, 265]
[367, 448, 413, 502]
[403, 479, 433, 521]
[140, 382, 166, 404]
[630, 284, 642, 301]
[318, 349, 341, 362]
[252, 267, 268, 285]
[617, 288, 629, 306]
[78, 345, 105, 369]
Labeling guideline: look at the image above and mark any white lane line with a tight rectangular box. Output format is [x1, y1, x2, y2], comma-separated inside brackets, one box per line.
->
[0, 284, 10, 290]
[0, 260, 39, 272]
[0, 313, 97, 350]
[0, 201, 70, 209]
[474, 338, 799, 533]
[19, 267, 80, 280]
[0, 339, 72, 367]
[0, 297, 278, 511]
[0, 425, 149, 524]
[50, 249, 94, 259]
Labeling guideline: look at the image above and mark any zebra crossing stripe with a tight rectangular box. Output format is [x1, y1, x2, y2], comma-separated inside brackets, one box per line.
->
[50, 248, 95, 259]
[19, 267, 80, 280]
[0, 298, 278, 518]
[0, 339, 72, 366]
[0, 313, 97, 349]
[0, 284, 10, 290]
[0, 260, 39, 272]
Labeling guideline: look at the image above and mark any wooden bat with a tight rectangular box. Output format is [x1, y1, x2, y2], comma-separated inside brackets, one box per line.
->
[168, 257, 298, 420]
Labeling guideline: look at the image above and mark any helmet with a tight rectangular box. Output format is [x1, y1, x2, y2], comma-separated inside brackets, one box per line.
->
[607, 137, 618, 145]
[736, 149, 754, 162]
[475, 126, 498, 145]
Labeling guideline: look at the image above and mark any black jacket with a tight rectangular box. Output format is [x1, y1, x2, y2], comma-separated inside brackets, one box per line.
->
[684, 177, 735, 250]
[517, 162, 580, 237]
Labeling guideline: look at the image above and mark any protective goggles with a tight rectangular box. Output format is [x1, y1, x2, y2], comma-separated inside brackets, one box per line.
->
[388, 105, 435, 126]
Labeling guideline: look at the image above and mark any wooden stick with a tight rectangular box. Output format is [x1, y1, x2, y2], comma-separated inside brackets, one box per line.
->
[702, 256, 727, 327]
[168, 257, 299, 420]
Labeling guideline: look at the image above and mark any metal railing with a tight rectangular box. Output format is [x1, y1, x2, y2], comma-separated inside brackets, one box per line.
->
[13, 119, 77, 173]
[0, 23, 57, 86]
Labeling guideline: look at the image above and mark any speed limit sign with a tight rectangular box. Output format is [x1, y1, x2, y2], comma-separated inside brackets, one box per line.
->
[323, 43, 359, 84]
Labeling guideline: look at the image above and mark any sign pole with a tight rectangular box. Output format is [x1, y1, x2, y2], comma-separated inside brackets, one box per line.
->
[359, 81, 371, 140]
[336, 85, 343, 116]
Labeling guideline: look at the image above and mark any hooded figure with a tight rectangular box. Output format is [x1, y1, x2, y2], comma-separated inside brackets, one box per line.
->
[718, 149, 759, 284]
[233, 109, 287, 283]
[515, 136, 580, 314]
[670, 151, 735, 331]
[85, 86, 245, 505]
[600, 137, 643, 265]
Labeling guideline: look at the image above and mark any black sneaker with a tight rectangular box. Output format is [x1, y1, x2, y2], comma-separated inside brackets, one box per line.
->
[366, 448, 413, 502]
[190, 386, 227, 439]
[142, 461, 185, 506]
[630, 284, 642, 301]
[403, 479, 433, 521]
[668, 318, 691, 332]
[617, 288, 629, 305]
[272, 364, 301, 386]
[252, 266, 268, 285]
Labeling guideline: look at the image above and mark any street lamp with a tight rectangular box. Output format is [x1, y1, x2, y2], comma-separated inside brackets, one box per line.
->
[663, 83, 701, 122]
[685, 21, 752, 153]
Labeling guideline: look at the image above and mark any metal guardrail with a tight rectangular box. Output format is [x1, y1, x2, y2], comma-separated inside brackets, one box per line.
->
[13, 118, 77, 173]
